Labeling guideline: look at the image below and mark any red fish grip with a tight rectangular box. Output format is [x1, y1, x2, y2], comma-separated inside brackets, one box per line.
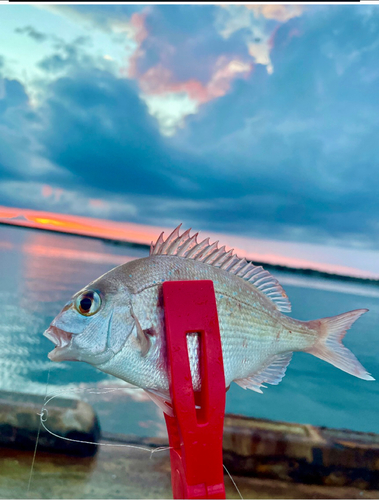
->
[162, 280, 226, 499]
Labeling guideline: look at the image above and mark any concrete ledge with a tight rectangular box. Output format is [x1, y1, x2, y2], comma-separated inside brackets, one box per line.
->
[223, 414, 379, 489]
[0, 390, 100, 456]
[1, 391, 379, 491]
[2, 437, 379, 499]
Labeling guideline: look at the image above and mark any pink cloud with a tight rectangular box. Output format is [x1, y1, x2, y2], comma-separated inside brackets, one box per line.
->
[124, 11, 253, 106]
[130, 11, 148, 44]
[127, 11, 149, 79]
[41, 184, 64, 201]
[89, 198, 107, 208]
[129, 56, 252, 105]
[245, 5, 303, 23]
[42, 184, 53, 198]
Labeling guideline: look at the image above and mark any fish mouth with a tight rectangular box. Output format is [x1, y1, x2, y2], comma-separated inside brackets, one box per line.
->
[43, 326, 76, 362]
[43, 325, 114, 365]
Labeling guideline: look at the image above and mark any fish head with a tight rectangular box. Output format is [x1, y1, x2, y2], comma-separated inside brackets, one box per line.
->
[43, 270, 135, 366]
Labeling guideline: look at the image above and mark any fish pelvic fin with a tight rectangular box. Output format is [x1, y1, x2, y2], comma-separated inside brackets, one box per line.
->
[305, 309, 374, 381]
[145, 389, 174, 417]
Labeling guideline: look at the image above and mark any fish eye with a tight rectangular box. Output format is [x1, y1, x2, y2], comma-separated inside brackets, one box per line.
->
[75, 290, 101, 316]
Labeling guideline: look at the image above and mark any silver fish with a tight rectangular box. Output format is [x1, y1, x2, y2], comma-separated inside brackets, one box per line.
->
[44, 225, 374, 414]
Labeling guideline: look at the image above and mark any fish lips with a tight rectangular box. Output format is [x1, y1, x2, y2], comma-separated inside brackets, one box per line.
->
[43, 325, 78, 362]
[43, 325, 114, 365]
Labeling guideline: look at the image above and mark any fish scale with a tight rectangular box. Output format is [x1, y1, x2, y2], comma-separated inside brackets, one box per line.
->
[44, 226, 374, 414]
[103, 255, 336, 388]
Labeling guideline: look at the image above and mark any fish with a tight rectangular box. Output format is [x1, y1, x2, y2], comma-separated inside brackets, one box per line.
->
[44, 225, 374, 415]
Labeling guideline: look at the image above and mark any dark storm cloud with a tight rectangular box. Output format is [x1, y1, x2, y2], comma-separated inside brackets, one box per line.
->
[0, 69, 223, 205]
[0, 78, 28, 114]
[15, 25, 48, 42]
[39, 70, 171, 194]
[0, 78, 32, 181]
[36, 68, 225, 200]
[173, 6, 379, 241]
[0, 77, 74, 188]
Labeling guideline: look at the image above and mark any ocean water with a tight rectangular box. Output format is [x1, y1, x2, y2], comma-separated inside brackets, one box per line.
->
[0, 224, 378, 438]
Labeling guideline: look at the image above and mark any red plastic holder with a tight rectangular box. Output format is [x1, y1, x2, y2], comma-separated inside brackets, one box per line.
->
[162, 280, 226, 499]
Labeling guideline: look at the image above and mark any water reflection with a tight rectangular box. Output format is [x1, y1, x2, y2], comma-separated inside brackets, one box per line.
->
[21, 231, 133, 305]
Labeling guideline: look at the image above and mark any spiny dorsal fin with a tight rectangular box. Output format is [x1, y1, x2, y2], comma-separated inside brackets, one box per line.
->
[235, 352, 293, 393]
[150, 225, 291, 313]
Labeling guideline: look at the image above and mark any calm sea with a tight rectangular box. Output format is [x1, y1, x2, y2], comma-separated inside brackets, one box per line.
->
[0, 224, 378, 438]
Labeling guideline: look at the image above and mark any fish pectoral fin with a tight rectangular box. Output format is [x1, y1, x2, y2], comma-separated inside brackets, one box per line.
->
[145, 389, 174, 417]
[131, 310, 151, 357]
[234, 351, 293, 393]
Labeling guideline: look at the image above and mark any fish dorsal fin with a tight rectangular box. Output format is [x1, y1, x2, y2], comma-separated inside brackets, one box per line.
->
[234, 352, 293, 393]
[150, 225, 291, 313]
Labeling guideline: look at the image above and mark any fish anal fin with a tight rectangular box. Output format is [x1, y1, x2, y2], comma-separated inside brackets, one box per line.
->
[234, 352, 293, 393]
[145, 388, 174, 417]
[234, 378, 264, 393]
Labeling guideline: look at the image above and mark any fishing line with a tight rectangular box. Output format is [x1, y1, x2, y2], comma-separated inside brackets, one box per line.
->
[34, 386, 243, 499]
[223, 464, 243, 499]
[27, 366, 51, 496]
[39, 388, 172, 458]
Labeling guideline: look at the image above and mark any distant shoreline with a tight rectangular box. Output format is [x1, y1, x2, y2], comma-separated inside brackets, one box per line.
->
[2, 219, 379, 286]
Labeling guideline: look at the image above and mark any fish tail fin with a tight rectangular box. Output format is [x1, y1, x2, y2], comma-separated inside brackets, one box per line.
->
[306, 309, 374, 381]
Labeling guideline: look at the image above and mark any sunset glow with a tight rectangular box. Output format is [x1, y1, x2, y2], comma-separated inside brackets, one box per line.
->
[1, 206, 378, 280]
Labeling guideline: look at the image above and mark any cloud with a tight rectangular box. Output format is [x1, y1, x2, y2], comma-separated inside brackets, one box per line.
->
[215, 5, 302, 75]
[12, 24, 98, 81]
[0, 78, 33, 179]
[15, 25, 48, 42]
[36, 68, 179, 196]
[173, 6, 379, 243]
[1, 66, 238, 227]
[0, 180, 137, 220]
[133, 57, 252, 104]
[122, 5, 304, 133]
[121, 7, 254, 134]
[37, 36, 93, 73]
[21, 65, 230, 208]
[244, 5, 303, 23]
[0, 77, 69, 182]
[34, 5, 301, 135]
[37, 4, 143, 34]
[0, 78, 28, 114]
[1, 5, 379, 249]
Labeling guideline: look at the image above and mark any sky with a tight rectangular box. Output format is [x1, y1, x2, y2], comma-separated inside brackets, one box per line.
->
[0, 4, 379, 251]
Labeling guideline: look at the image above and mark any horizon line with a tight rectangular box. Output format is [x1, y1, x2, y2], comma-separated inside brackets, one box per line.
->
[1, 206, 378, 284]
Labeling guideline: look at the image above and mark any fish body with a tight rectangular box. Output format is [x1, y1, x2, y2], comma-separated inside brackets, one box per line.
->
[44, 226, 374, 412]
